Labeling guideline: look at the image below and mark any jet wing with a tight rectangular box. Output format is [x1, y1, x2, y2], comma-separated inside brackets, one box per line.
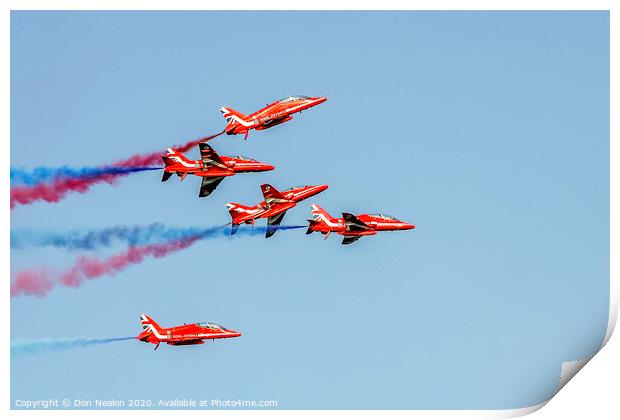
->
[261, 184, 291, 209]
[261, 115, 292, 127]
[199, 143, 228, 169]
[199, 176, 225, 197]
[342, 236, 361, 245]
[168, 339, 205, 346]
[266, 211, 287, 238]
[342, 213, 372, 232]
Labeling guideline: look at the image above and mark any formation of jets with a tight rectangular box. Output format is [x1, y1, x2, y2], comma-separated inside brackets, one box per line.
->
[159, 94, 415, 244]
[146, 95, 415, 350]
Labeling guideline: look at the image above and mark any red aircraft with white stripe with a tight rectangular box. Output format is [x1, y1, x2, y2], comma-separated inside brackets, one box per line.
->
[161, 143, 274, 197]
[136, 314, 241, 350]
[226, 183, 328, 238]
[220, 95, 328, 140]
[306, 204, 416, 245]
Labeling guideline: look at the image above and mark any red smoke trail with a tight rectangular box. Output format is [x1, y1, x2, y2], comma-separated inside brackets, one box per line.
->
[10, 131, 223, 208]
[9, 268, 55, 297]
[11, 237, 199, 297]
[112, 131, 224, 167]
[10, 172, 119, 208]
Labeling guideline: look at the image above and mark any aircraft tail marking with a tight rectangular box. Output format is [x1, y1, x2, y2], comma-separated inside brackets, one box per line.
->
[310, 204, 337, 224]
[219, 107, 252, 127]
[140, 314, 164, 336]
[162, 148, 194, 168]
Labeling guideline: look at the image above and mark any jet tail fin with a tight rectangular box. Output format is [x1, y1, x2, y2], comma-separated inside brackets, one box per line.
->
[219, 107, 249, 124]
[139, 314, 163, 335]
[225, 202, 256, 226]
[310, 204, 336, 223]
[162, 148, 190, 163]
[161, 149, 191, 182]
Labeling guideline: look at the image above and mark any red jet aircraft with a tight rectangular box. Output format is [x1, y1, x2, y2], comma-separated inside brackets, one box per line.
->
[219, 95, 328, 140]
[306, 204, 415, 245]
[226, 183, 328, 238]
[161, 143, 274, 197]
[136, 314, 241, 350]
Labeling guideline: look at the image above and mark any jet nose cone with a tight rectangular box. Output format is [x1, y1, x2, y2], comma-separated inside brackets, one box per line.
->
[262, 164, 276, 171]
[401, 223, 415, 230]
[314, 184, 329, 193]
[229, 330, 242, 337]
[315, 96, 328, 105]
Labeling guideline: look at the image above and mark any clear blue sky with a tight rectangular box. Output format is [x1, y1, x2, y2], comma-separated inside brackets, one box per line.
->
[11, 11, 609, 409]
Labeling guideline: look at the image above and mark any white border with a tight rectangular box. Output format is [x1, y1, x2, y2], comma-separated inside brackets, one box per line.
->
[3, 1, 616, 419]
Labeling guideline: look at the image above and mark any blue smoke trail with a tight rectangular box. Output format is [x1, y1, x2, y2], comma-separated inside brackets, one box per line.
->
[10, 166, 161, 186]
[11, 337, 134, 355]
[11, 224, 306, 250]
[11, 224, 210, 250]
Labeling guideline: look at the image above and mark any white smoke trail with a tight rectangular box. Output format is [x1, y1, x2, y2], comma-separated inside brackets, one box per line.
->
[11, 337, 134, 355]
